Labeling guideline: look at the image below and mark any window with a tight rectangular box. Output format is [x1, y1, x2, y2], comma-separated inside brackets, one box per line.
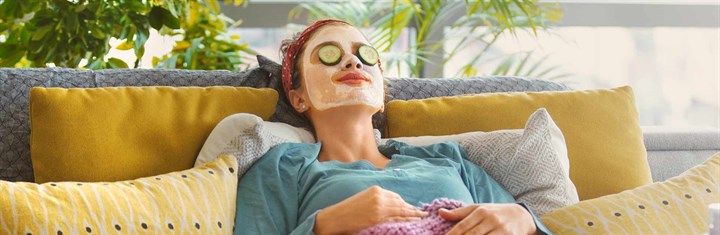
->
[444, 26, 719, 128]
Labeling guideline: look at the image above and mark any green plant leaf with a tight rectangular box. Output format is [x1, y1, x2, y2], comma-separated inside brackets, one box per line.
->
[149, 6, 164, 30]
[150, 6, 180, 30]
[75, 3, 87, 13]
[86, 59, 103, 69]
[31, 25, 52, 41]
[127, 1, 148, 13]
[107, 57, 128, 68]
[0, 50, 25, 67]
[90, 29, 105, 39]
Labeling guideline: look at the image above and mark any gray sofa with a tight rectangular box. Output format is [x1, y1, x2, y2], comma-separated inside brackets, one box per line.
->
[1, 65, 718, 183]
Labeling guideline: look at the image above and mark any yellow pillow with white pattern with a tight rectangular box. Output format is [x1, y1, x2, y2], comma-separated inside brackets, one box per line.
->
[0, 155, 238, 235]
[541, 152, 720, 234]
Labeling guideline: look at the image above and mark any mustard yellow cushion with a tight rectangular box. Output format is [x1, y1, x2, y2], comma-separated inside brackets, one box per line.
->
[30, 86, 277, 183]
[385, 86, 650, 200]
[0, 154, 238, 234]
[541, 152, 720, 234]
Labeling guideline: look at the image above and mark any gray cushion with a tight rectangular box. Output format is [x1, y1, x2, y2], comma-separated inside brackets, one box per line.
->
[0, 68, 95, 182]
[94, 69, 246, 87]
[647, 150, 719, 182]
[642, 126, 720, 151]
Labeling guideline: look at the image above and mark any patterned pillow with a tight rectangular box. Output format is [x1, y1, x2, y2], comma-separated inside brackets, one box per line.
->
[541, 152, 720, 234]
[195, 113, 315, 177]
[384, 109, 579, 215]
[0, 155, 238, 234]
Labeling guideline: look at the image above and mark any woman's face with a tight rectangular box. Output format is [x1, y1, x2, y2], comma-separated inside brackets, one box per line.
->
[297, 24, 384, 111]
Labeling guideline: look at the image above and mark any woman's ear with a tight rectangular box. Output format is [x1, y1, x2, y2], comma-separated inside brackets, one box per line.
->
[288, 89, 308, 113]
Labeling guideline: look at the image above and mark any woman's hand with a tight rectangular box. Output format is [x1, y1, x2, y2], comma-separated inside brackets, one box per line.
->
[314, 185, 428, 235]
[439, 203, 537, 235]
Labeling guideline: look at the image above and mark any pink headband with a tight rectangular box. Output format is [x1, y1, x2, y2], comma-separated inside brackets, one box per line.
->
[281, 19, 382, 97]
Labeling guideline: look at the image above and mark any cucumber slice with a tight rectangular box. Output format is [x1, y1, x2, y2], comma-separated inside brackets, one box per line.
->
[318, 45, 341, 66]
[358, 45, 379, 66]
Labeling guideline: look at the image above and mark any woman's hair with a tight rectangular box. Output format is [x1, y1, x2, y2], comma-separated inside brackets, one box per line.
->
[279, 30, 304, 92]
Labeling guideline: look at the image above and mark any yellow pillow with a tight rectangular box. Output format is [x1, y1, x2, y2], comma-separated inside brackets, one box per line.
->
[30, 86, 277, 183]
[385, 86, 650, 200]
[0, 154, 238, 234]
[541, 152, 720, 234]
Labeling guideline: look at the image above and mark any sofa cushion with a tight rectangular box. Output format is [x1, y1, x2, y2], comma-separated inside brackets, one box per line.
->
[385, 86, 651, 200]
[384, 109, 579, 215]
[540, 152, 720, 234]
[0, 155, 238, 234]
[29, 86, 277, 183]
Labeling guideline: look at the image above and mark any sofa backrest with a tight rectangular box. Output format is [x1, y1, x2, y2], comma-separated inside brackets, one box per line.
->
[0, 67, 569, 182]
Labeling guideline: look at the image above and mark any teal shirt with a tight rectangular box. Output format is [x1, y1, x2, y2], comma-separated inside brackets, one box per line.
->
[234, 140, 551, 234]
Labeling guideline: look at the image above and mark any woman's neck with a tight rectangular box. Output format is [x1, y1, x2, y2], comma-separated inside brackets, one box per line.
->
[310, 106, 389, 168]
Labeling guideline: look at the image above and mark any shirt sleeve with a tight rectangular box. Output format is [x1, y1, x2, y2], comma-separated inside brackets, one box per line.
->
[233, 143, 320, 235]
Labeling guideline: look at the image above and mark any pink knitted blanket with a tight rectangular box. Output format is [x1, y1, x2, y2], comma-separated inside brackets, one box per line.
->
[357, 198, 466, 235]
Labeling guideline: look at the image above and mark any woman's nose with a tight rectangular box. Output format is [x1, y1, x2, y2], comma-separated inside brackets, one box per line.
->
[343, 54, 363, 70]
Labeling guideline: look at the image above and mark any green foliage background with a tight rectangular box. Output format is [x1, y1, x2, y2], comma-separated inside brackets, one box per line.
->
[0, 0, 565, 78]
[0, 0, 251, 70]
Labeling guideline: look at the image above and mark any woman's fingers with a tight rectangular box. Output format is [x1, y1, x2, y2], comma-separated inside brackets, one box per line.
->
[384, 194, 427, 216]
[465, 223, 494, 235]
[404, 206, 429, 217]
[446, 217, 485, 235]
[445, 206, 487, 235]
[382, 215, 424, 223]
[439, 205, 477, 221]
[384, 205, 428, 218]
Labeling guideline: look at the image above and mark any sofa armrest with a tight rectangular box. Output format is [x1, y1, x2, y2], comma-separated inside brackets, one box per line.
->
[643, 126, 720, 182]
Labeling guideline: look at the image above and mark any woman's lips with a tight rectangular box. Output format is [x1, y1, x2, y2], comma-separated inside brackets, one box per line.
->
[336, 73, 370, 85]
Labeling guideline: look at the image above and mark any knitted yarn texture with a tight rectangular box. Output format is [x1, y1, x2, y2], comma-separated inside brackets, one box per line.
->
[357, 198, 466, 235]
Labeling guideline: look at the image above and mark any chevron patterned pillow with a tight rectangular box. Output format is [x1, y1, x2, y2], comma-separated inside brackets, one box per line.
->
[0, 155, 238, 234]
[541, 152, 719, 234]
[384, 109, 578, 215]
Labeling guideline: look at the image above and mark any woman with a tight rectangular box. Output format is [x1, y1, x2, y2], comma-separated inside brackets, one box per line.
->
[234, 19, 550, 235]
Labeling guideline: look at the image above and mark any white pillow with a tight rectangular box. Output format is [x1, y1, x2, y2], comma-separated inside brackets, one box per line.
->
[195, 113, 315, 176]
[382, 108, 578, 215]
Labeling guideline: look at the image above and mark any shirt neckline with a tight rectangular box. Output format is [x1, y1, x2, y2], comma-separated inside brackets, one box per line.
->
[313, 141, 397, 171]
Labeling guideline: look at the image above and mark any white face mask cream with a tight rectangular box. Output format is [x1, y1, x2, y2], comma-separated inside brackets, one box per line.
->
[299, 25, 384, 111]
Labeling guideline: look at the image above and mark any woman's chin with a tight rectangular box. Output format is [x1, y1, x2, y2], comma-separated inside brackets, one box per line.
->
[317, 103, 382, 114]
